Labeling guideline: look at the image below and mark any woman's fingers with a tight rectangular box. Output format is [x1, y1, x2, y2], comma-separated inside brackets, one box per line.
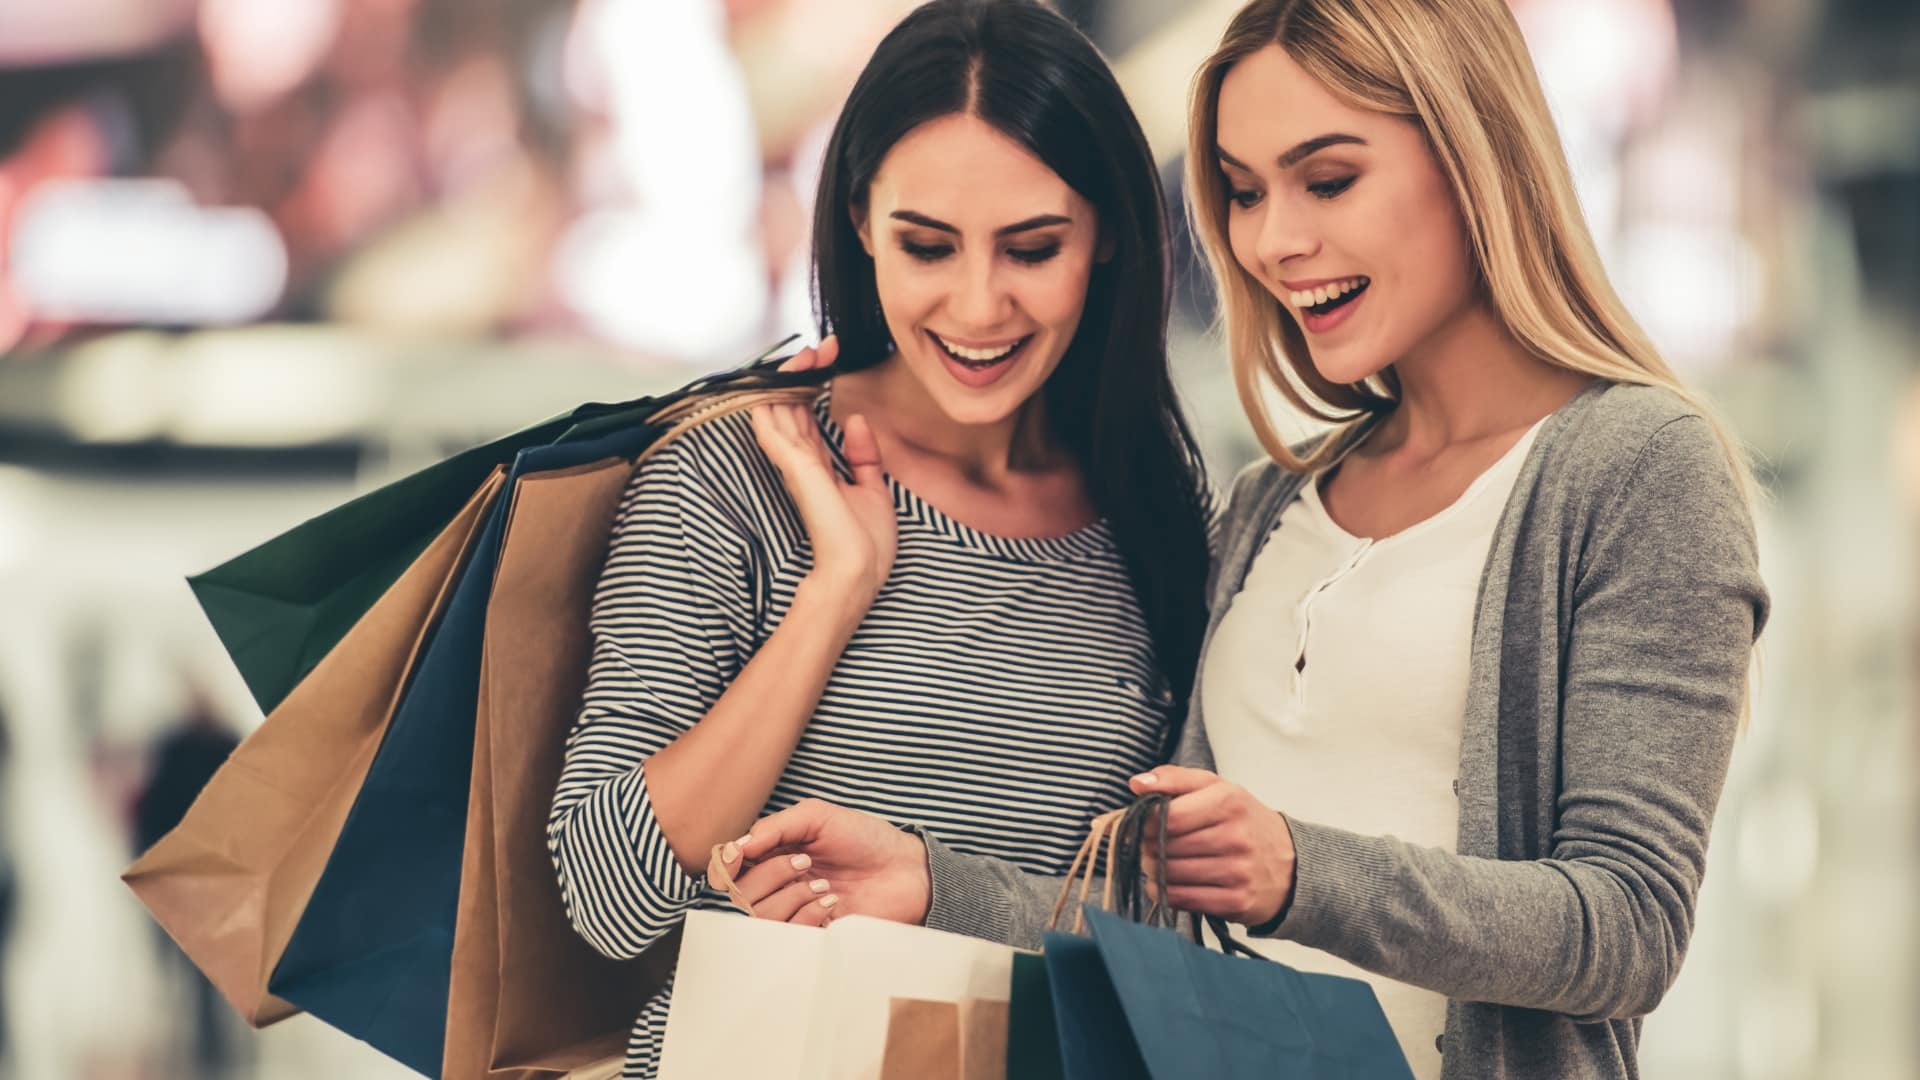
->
[841, 413, 885, 491]
[774, 335, 838, 373]
[1152, 821, 1246, 859]
[787, 893, 840, 927]
[1162, 885, 1252, 916]
[1131, 765, 1223, 798]
[731, 852, 817, 908]
[750, 876, 835, 923]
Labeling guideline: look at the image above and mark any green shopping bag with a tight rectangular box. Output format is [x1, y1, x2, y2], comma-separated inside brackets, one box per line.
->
[191, 339, 813, 714]
[1006, 952, 1065, 1080]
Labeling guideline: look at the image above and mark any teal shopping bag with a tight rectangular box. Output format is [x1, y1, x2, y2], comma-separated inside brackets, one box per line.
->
[1035, 795, 1413, 1080]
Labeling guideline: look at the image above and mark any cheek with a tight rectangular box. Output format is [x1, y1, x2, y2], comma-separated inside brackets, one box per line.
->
[1226, 212, 1262, 280]
[873, 257, 940, 327]
[1385, 177, 1474, 306]
[1020, 258, 1096, 332]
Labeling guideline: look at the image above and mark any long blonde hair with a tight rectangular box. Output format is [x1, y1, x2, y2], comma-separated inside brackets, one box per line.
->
[1186, 0, 1756, 510]
[1188, 0, 1763, 727]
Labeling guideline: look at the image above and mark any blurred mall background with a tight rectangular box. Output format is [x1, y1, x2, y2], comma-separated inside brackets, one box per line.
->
[0, 0, 1912, 1077]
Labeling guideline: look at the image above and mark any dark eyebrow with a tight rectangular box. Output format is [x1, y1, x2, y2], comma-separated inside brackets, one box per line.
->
[890, 210, 1073, 237]
[1216, 133, 1368, 172]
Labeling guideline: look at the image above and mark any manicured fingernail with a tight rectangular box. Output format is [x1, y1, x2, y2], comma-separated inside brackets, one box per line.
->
[820, 895, 839, 909]
[736, 834, 753, 847]
[721, 843, 739, 863]
[790, 854, 812, 871]
[1133, 773, 1157, 786]
[810, 879, 830, 893]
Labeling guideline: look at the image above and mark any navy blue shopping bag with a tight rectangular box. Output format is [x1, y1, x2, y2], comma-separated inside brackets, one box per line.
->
[266, 423, 659, 1076]
[1040, 927, 1152, 1080]
[1074, 906, 1414, 1080]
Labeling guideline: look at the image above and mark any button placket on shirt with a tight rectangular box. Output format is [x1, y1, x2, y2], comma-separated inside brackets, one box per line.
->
[1291, 537, 1374, 706]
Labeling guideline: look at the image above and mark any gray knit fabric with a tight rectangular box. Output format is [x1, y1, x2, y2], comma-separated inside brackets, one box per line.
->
[918, 381, 1769, 1079]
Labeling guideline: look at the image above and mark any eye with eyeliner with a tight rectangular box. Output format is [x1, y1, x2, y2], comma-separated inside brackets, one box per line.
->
[900, 238, 952, 262]
[1008, 243, 1061, 265]
[895, 236, 1064, 264]
[1307, 175, 1356, 199]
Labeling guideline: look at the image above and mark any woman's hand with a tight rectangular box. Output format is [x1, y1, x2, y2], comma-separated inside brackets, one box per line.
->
[714, 798, 932, 928]
[748, 336, 896, 601]
[1132, 766, 1299, 928]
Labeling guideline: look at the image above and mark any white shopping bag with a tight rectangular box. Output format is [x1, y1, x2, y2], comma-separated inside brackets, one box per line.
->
[658, 911, 827, 1080]
[657, 910, 1018, 1080]
[798, 915, 1018, 1080]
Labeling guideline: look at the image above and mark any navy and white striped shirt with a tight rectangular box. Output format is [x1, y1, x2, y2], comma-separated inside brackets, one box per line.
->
[547, 391, 1173, 1079]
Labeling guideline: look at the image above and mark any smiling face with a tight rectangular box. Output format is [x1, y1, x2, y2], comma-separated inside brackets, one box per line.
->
[854, 112, 1101, 427]
[1215, 44, 1478, 386]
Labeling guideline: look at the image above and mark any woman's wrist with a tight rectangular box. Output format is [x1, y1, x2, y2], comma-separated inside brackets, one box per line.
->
[1245, 812, 1299, 934]
[792, 572, 878, 634]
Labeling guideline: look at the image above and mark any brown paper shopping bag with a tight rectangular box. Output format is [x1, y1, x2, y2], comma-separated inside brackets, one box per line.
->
[123, 468, 506, 1026]
[442, 457, 681, 1078]
[879, 998, 1009, 1080]
[881, 999, 962, 1080]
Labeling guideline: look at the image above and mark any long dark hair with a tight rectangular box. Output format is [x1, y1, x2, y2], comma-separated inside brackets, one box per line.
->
[809, 0, 1212, 746]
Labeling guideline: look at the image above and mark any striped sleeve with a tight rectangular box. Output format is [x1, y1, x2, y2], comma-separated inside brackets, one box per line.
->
[546, 438, 761, 960]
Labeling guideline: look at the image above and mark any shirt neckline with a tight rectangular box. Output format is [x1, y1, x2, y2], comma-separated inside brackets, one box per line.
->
[809, 386, 1115, 564]
[1301, 416, 1548, 547]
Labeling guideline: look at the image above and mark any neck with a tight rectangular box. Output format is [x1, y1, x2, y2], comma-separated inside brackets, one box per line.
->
[1376, 298, 1592, 458]
[835, 355, 1058, 481]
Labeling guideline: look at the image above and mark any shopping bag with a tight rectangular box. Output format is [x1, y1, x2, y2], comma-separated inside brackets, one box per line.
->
[443, 457, 682, 1078]
[121, 470, 504, 1026]
[880, 999, 962, 1080]
[267, 428, 651, 1076]
[658, 911, 1018, 1080]
[270, 382, 815, 1075]
[1085, 907, 1413, 1080]
[1038, 796, 1413, 1080]
[657, 911, 827, 1080]
[1004, 952, 1065, 1080]
[958, 999, 1010, 1080]
[878, 998, 1007, 1080]
[797, 914, 1016, 1079]
[1042, 930, 1150, 1080]
[190, 338, 812, 715]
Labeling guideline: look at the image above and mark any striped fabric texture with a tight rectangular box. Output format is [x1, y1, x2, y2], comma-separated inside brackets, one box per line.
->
[546, 392, 1173, 1078]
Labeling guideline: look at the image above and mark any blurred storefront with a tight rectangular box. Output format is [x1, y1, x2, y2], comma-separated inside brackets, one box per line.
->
[0, 1, 1911, 1077]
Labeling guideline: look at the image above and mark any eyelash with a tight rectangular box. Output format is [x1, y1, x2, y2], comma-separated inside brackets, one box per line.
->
[899, 241, 1062, 265]
[1309, 177, 1356, 199]
[1226, 176, 1357, 208]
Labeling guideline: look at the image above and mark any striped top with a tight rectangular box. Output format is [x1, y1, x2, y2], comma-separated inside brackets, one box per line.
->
[546, 389, 1175, 1079]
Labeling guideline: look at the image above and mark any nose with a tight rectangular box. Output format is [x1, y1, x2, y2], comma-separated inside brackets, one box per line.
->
[949, 252, 1012, 331]
[1252, 201, 1318, 272]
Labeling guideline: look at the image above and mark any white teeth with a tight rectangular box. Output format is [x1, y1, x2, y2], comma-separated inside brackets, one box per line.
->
[934, 334, 1020, 363]
[1288, 277, 1367, 309]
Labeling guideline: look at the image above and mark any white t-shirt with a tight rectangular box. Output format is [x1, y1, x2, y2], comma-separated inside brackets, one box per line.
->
[1201, 419, 1544, 1079]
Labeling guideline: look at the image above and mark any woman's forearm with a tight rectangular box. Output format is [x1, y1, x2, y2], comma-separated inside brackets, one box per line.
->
[645, 574, 871, 874]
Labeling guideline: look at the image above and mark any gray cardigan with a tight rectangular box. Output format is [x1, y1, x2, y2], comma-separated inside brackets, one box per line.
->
[917, 382, 1769, 1079]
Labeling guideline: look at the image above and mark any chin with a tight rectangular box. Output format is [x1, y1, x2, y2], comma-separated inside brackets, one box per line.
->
[924, 382, 1030, 428]
[908, 338, 1060, 428]
[1306, 341, 1393, 389]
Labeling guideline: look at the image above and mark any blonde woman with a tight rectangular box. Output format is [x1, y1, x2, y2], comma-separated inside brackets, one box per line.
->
[731, 1, 1768, 1076]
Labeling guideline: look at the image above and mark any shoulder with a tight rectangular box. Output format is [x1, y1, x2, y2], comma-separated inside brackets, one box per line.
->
[1215, 427, 1338, 533]
[621, 401, 794, 528]
[1542, 382, 1738, 506]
